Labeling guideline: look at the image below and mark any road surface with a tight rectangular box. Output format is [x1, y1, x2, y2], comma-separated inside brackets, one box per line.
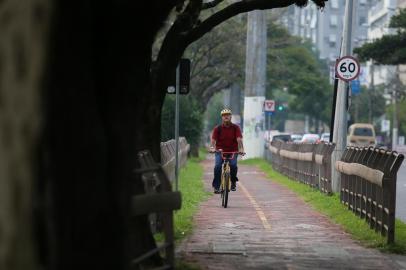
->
[396, 162, 406, 222]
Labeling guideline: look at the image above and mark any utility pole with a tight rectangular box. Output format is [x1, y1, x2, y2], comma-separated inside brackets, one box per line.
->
[243, 10, 267, 158]
[230, 83, 242, 126]
[392, 66, 400, 150]
[368, 62, 374, 123]
[331, 0, 355, 192]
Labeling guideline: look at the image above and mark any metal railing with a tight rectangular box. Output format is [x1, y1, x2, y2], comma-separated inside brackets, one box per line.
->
[265, 141, 336, 194]
[160, 137, 190, 182]
[336, 146, 404, 244]
[131, 138, 190, 269]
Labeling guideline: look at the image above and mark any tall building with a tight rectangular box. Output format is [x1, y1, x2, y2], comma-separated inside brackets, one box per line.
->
[397, 0, 406, 85]
[279, 1, 371, 81]
[366, 0, 398, 87]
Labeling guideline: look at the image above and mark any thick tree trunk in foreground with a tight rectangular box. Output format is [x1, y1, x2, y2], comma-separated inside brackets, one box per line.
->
[42, 1, 174, 269]
[0, 0, 50, 269]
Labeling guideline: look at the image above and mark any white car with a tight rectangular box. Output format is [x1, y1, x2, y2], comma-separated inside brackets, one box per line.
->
[300, 133, 320, 143]
[320, 133, 330, 142]
[291, 134, 303, 143]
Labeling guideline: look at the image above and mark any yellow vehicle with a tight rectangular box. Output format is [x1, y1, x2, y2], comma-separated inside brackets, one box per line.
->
[347, 123, 376, 147]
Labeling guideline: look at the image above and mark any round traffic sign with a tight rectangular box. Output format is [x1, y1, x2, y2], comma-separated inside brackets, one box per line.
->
[335, 56, 360, 82]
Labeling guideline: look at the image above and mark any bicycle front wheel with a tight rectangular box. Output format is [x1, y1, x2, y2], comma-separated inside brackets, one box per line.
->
[222, 173, 230, 208]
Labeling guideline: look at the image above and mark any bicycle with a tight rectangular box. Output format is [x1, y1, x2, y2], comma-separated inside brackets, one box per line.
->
[217, 150, 240, 208]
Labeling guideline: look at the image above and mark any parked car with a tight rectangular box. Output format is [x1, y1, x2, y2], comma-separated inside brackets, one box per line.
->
[271, 133, 292, 143]
[300, 133, 320, 143]
[291, 134, 303, 143]
[347, 123, 376, 147]
[320, 132, 330, 143]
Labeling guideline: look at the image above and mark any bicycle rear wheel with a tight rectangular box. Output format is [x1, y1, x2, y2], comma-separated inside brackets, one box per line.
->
[222, 173, 230, 208]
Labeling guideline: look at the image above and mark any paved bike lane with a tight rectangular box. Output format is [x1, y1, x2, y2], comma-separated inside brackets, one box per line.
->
[177, 157, 406, 269]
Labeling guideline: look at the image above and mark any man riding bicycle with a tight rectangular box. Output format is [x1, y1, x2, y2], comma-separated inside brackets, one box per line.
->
[209, 109, 245, 194]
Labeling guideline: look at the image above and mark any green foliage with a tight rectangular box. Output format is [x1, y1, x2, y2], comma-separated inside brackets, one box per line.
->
[386, 98, 406, 136]
[161, 95, 204, 147]
[390, 8, 406, 28]
[205, 92, 224, 131]
[349, 85, 386, 124]
[185, 14, 245, 110]
[354, 8, 406, 65]
[267, 22, 332, 125]
[240, 158, 406, 254]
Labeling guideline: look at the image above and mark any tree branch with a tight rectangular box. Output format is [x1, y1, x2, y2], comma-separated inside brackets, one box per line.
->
[185, 0, 325, 45]
[202, 0, 225, 9]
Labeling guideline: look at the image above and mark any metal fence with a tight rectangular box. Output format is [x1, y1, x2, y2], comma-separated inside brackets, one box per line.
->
[131, 138, 190, 269]
[336, 146, 404, 244]
[161, 137, 190, 182]
[265, 141, 336, 194]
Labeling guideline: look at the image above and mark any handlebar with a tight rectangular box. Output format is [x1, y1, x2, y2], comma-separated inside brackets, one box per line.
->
[209, 149, 245, 159]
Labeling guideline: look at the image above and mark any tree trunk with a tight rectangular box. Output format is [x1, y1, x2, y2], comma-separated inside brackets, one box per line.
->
[41, 1, 174, 269]
[189, 144, 200, 157]
[0, 0, 50, 269]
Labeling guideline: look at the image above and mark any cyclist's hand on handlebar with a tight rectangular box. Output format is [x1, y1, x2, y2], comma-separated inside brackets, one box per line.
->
[209, 146, 216, 153]
[239, 151, 246, 156]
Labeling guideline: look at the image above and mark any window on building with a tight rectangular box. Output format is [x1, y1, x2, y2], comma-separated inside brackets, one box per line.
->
[330, 15, 338, 27]
[331, 0, 339, 9]
[359, 16, 366, 26]
[329, 34, 337, 48]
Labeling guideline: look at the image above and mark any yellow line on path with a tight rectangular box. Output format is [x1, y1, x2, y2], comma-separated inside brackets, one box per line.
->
[239, 182, 272, 231]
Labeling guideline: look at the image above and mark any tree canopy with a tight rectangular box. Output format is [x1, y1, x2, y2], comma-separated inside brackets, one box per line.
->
[354, 8, 406, 65]
[266, 22, 331, 126]
[2, 1, 330, 269]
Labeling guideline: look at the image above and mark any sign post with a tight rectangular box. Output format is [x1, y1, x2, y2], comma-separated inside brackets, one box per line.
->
[331, 0, 356, 193]
[167, 59, 191, 191]
[174, 64, 180, 191]
[351, 79, 360, 95]
[264, 100, 275, 131]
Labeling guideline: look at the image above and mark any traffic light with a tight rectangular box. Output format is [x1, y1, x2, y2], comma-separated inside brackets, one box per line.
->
[167, 58, 191, 95]
[277, 105, 284, 111]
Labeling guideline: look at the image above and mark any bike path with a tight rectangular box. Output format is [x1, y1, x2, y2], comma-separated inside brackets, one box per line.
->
[177, 156, 406, 269]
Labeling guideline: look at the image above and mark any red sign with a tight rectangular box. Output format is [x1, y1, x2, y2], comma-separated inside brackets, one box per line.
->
[264, 100, 275, 112]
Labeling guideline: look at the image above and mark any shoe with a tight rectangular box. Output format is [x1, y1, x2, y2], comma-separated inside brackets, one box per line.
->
[214, 188, 221, 194]
[231, 182, 236, 191]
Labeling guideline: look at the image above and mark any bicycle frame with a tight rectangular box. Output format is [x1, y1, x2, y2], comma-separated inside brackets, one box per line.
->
[217, 151, 239, 208]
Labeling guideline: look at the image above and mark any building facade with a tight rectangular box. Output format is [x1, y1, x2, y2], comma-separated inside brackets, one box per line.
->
[280, 1, 372, 83]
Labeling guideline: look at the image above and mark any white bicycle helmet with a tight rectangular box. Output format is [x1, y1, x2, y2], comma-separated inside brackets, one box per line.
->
[220, 108, 232, 115]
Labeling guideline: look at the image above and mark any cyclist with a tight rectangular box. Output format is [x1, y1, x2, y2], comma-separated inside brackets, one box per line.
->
[209, 108, 245, 193]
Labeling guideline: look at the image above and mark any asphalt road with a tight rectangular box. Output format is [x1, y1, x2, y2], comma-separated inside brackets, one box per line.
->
[396, 162, 406, 222]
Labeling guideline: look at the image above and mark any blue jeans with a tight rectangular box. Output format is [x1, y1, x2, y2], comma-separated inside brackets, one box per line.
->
[212, 152, 238, 189]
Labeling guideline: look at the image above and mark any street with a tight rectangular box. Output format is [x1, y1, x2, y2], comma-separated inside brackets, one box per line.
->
[397, 162, 406, 222]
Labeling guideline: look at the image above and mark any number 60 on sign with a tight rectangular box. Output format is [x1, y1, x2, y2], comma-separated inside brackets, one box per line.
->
[335, 56, 360, 82]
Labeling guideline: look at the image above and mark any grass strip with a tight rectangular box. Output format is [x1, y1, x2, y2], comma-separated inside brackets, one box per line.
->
[173, 150, 211, 241]
[240, 158, 406, 254]
[174, 149, 210, 269]
[153, 149, 210, 269]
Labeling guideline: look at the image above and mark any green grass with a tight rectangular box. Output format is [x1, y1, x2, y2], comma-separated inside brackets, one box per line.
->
[153, 149, 210, 269]
[174, 149, 210, 269]
[173, 150, 211, 241]
[240, 158, 406, 254]
[155, 149, 211, 242]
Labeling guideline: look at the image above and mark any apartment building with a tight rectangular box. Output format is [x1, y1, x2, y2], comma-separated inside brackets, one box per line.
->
[280, 0, 371, 84]
[365, 0, 397, 87]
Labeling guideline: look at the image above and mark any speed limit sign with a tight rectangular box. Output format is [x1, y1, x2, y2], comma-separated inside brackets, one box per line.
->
[335, 56, 360, 82]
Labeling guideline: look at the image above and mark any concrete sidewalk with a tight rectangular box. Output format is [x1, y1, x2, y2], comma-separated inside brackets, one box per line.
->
[177, 157, 406, 270]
